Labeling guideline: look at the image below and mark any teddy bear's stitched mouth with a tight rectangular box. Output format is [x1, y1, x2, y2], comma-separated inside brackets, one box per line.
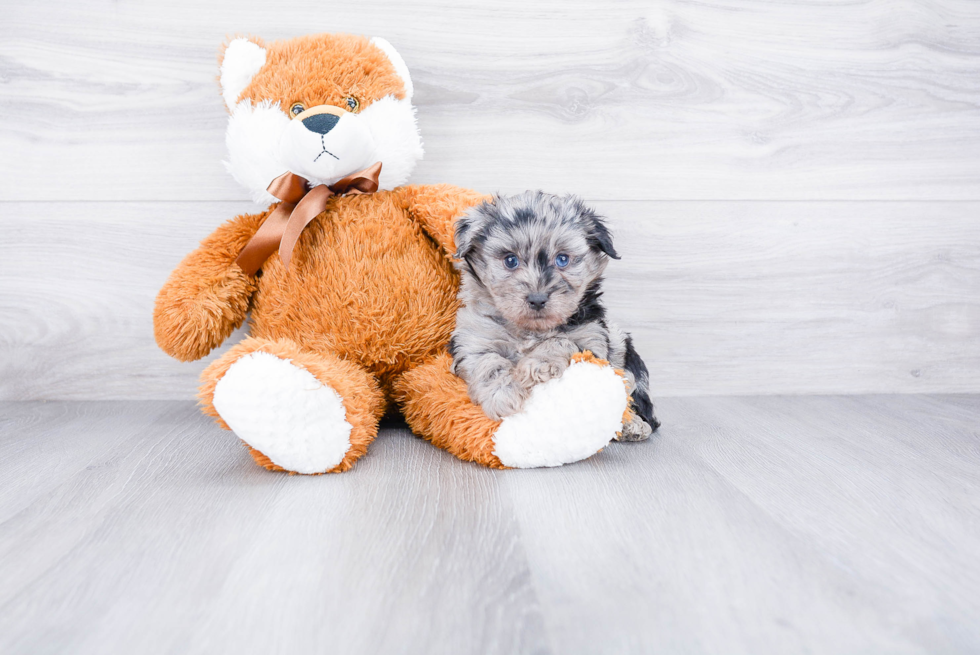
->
[313, 134, 340, 162]
[314, 148, 339, 162]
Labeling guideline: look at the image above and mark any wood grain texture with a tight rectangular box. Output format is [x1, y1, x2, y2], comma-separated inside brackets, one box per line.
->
[499, 393, 980, 653]
[598, 200, 980, 395]
[1, 201, 977, 400]
[1, 396, 978, 653]
[0, 0, 978, 201]
[0, 403, 549, 655]
[0, 0, 978, 398]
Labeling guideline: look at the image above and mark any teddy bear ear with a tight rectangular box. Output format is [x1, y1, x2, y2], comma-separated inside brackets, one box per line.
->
[219, 36, 267, 110]
[369, 37, 414, 101]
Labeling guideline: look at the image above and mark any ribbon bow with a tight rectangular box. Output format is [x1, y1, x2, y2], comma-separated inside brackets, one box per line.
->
[235, 161, 383, 276]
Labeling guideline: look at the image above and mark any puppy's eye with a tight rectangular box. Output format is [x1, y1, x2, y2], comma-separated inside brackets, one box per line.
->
[289, 102, 305, 117]
[555, 253, 570, 268]
[345, 97, 359, 112]
[503, 254, 520, 270]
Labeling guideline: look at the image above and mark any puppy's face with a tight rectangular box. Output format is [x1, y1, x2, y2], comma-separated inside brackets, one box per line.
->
[455, 192, 619, 332]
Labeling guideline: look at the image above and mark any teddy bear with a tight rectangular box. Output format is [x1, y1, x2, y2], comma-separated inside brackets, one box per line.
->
[153, 32, 630, 474]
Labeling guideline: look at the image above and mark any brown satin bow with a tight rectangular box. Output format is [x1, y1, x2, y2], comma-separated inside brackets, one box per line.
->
[235, 161, 383, 276]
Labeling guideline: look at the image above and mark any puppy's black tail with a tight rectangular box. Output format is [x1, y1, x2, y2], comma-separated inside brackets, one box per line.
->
[623, 334, 660, 431]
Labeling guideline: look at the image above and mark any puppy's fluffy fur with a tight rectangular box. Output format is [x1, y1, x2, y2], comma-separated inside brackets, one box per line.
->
[449, 191, 659, 440]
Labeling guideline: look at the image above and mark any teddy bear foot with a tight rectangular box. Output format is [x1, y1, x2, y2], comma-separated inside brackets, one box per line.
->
[212, 351, 356, 474]
[395, 353, 627, 470]
[491, 358, 628, 468]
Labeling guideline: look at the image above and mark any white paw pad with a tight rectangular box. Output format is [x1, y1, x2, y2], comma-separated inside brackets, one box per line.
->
[212, 352, 353, 474]
[492, 361, 628, 468]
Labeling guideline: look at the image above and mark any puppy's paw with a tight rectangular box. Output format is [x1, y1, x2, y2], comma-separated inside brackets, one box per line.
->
[616, 412, 654, 442]
[514, 355, 569, 389]
[479, 382, 528, 421]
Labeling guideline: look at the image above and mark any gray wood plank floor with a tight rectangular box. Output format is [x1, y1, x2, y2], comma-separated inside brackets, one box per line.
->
[2, 396, 978, 654]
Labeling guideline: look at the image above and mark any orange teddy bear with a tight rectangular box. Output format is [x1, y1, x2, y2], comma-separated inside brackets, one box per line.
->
[154, 33, 629, 474]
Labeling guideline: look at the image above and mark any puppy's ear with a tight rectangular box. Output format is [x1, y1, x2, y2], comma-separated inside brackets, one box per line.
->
[453, 199, 496, 259]
[580, 207, 621, 260]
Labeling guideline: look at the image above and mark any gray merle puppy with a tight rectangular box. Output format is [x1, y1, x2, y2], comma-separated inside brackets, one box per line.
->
[449, 191, 659, 440]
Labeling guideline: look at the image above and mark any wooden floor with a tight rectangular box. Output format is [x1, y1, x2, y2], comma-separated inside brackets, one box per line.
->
[1, 395, 978, 654]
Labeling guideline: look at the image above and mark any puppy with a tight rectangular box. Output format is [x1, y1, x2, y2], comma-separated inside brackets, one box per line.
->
[449, 191, 659, 440]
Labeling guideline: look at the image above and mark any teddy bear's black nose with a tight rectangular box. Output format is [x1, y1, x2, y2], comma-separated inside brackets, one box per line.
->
[302, 113, 340, 135]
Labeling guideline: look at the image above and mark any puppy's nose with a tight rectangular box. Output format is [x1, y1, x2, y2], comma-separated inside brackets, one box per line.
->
[302, 112, 340, 135]
[527, 292, 549, 311]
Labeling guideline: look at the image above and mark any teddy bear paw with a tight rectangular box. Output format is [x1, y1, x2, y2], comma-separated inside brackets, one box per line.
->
[212, 352, 354, 474]
[491, 358, 628, 468]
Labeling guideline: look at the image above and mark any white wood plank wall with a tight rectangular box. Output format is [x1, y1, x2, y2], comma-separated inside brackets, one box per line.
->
[1, 0, 978, 399]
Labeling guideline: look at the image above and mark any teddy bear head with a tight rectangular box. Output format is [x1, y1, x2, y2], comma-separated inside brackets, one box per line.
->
[219, 33, 423, 204]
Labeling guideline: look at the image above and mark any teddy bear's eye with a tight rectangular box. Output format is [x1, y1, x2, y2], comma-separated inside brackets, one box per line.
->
[345, 97, 359, 113]
[289, 102, 305, 117]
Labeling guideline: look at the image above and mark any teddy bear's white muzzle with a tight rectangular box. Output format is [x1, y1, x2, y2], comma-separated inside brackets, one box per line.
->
[278, 106, 378, 184]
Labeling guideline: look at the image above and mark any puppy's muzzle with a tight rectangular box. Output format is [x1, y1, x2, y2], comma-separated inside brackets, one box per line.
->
[527, 292, 549, 311]
[294, 105, 347, 135]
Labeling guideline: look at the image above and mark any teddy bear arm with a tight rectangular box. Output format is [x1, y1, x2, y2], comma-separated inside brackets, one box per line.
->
[397, 184, 491, 257]
[153, 211, 266, 362]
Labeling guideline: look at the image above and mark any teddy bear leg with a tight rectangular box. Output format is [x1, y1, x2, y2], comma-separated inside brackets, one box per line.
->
[199, 337, 385, 474]
[393, 352, 629, 469]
